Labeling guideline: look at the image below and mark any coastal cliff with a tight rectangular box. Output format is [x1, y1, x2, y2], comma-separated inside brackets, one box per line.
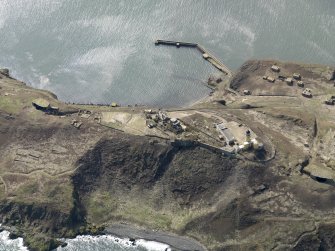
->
[1, 60, 335, 250]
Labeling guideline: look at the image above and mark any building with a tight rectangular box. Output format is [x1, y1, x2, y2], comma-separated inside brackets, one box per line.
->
[271, 65, 280, 72]
[267, 77, 275, 83]
[325, 96, 335, 105]
[158, 111, 169, 121]
[278, 75, 286, 81]
[293, 73, 301, 80]
[216, 123, 235, 145]
[297, 81, 304, 88]
[285, 78, 293, 86]
[237, 130, 264, 152]
[302, 88, 312, 98]
[243, 90, 251, 95]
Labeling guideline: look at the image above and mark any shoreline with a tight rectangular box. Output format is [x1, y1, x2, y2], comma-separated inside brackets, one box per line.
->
[104, 223, 207, 251]
[2, 59, 335, 251]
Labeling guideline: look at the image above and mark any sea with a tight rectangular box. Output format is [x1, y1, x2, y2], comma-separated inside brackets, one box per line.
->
[0, 0, 334, 250]
[0, 228, 170, 251]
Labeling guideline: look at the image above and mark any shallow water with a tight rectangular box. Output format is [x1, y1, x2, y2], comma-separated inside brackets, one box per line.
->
[0, 0, 334, 107]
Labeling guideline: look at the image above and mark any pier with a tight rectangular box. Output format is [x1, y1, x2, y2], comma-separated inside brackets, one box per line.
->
[155, 39, 233, 77]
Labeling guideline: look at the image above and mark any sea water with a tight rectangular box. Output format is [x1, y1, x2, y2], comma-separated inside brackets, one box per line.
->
[0, 231, 171, 251]
[0, 0, 334, 250]
[0, 0, 334, 107]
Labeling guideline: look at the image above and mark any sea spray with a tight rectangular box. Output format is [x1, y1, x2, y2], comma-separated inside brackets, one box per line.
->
[56, 235, 171, 251]
[0, 225, 28, 251]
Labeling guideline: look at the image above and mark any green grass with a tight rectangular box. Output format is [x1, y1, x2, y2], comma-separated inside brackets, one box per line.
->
[0, 96, 22, 114]
[86, 189, 213, 232]
[14, 177, 73, 212]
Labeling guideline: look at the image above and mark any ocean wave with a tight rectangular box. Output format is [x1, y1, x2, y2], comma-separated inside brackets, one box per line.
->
[56, 234, 171, 251]
[0, 225, 28, 251]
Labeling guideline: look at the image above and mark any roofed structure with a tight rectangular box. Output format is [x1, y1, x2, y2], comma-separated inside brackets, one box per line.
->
[271, 65, 280, 72]
[267, 77, 275, 83]
[285, 78, 293, 85]
[302, 88, 312, 98]
[293, 73, 301, 80]
[216, 123, 235, 145]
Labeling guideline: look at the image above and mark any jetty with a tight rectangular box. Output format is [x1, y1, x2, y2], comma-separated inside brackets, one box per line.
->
[155, 39, 233, 77]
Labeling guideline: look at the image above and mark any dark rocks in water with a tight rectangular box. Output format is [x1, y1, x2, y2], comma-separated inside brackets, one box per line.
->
[129, 238, 136, 246]
[48, 239, 65, 250]
[8, 231, 20, 240]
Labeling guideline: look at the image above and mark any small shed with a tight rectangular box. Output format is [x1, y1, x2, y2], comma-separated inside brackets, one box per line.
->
[325, 96, 335, 105]
[302, 88, 312, 98]
[297, 81, 304, 88]
[271, 65, 280, 72]
[285, 78, 293, 86]
[111, 102, 118, 107]
[293, 73, 301, 80]
[243, 90, 251, 95]
[267, 77, 275, 83]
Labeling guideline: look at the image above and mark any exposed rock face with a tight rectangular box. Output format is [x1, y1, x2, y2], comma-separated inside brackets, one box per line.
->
[229, 60, 261, 90]
[72, 136, 244, 203]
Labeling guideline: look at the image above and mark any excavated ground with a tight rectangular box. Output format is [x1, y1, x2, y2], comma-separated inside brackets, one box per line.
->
[0, 60, 335, 251]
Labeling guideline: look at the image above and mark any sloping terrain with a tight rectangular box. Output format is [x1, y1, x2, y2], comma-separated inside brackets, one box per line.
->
[0, 61, 335, 251]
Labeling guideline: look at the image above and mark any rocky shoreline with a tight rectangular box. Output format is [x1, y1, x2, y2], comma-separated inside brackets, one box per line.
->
[104, 223, 206, 251]
[1, 60, 335, 251]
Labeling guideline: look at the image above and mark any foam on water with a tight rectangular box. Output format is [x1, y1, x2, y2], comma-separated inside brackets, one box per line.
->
[0, 225, 28, 251]
[56, 235, 171, 251]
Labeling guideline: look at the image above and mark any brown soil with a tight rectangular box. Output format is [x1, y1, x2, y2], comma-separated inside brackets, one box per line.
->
[1, 60, 335, 251]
